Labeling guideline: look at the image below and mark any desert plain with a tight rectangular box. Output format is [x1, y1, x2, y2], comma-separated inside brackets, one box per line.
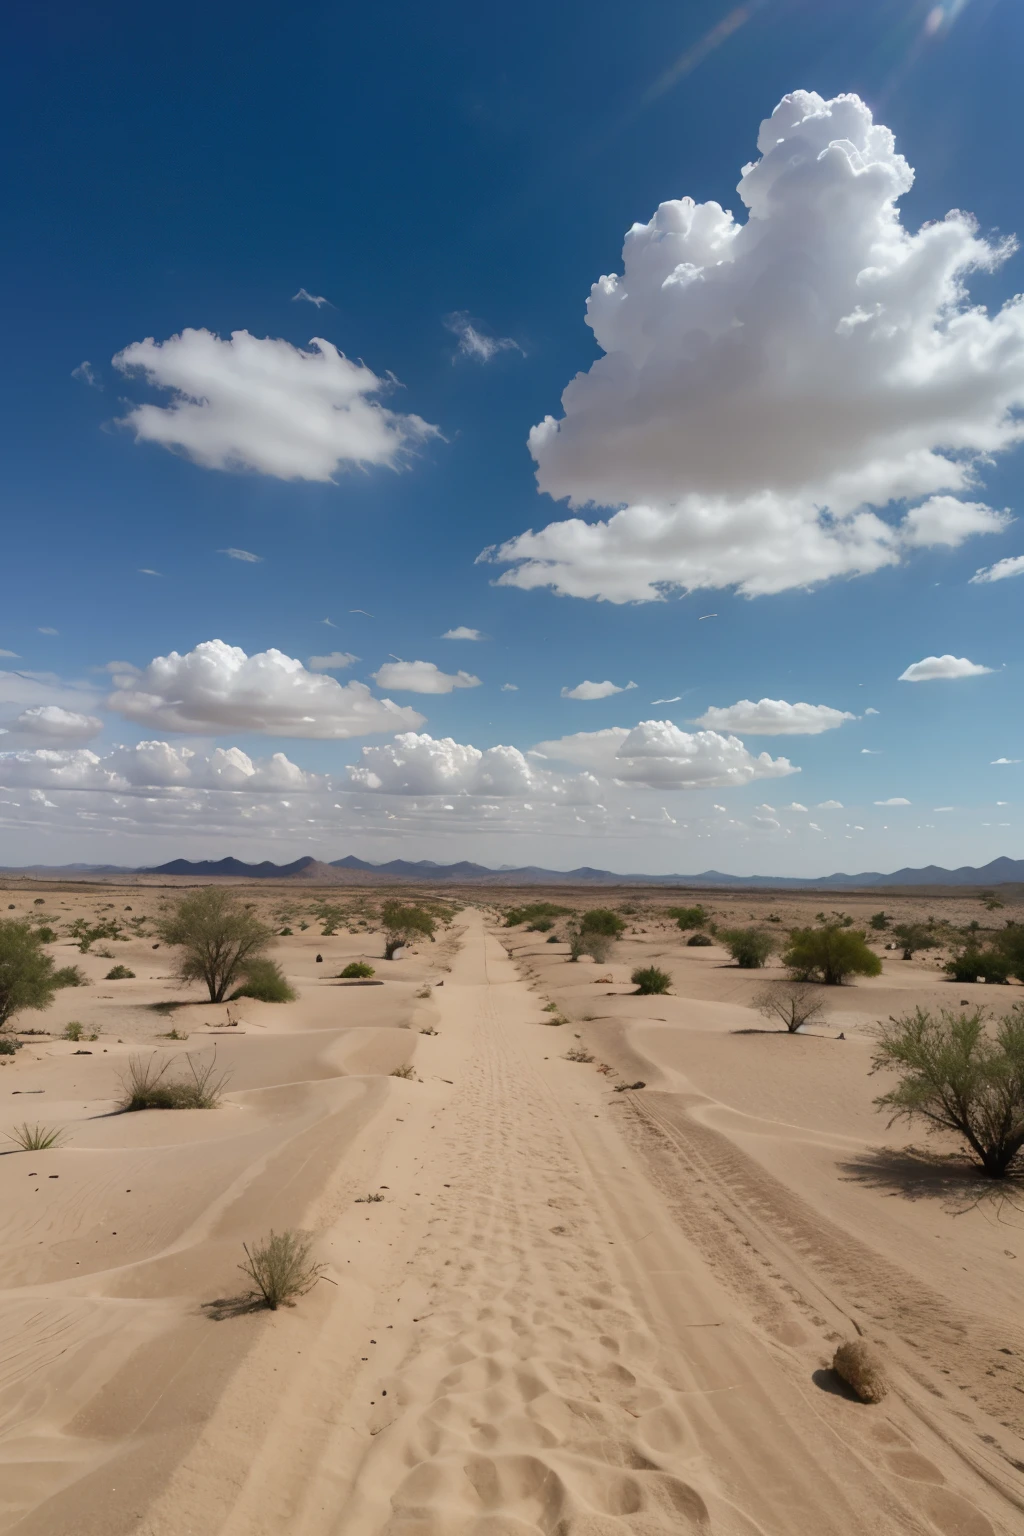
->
[0, 876, 1023, 1535]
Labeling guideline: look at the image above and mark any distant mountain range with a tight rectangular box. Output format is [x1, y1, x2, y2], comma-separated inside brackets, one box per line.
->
[3, 853, 1021, 889]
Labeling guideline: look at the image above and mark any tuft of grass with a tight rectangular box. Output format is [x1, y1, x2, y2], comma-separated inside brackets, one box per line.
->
[339, 961, 375, 979]
[238, 1230, 324, 1310]
[564, 1047, 595, 1063]
[542, 1002, 558, 1012]
[832, 1339, 888, 1403]
[0, 1036, 22, 1055]
[7, 1122, 68, 1151]
[105, 965, 135, 981]
[390, 1063, 417, 1080]
[157, 1026, 189, 1040]
[420, 1024, 438, 1035]
[64, 1020, 85, 1041]
[118, 1050, 229, 1111]
[415, 985, 432, 999]
[632, 965, 672, 995]
[355, 1192, 385, 1202]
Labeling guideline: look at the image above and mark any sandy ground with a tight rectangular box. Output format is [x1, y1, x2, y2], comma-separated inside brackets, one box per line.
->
[1, 885, 1023, 1533]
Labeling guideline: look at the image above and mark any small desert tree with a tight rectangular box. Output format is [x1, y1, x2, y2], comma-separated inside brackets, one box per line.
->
[580, 908, 627, 939]
[158, 888, 273, 1003]
[752, 981, 826, 1033]
[0, 919, 84, 1030]
[872, 1005, 1024, 1178]
[891, 923, 939, 962]
[720, 928, 776, 969]
[380, 901, 436, 960]
[783, 924, 881, 986]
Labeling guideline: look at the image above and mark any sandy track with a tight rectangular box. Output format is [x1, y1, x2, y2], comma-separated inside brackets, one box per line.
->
[162, 913, 1017, 1536]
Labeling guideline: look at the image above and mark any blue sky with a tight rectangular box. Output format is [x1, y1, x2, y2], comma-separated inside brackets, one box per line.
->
[1, 0, 1022, 875]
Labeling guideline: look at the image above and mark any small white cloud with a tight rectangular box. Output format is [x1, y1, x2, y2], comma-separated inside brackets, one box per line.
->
[934, 806, 954, 811]
[138, 568, 161, 576]
[900, 496, 1011, 548]
[864, 707, 879, 715]
[755, 803, 777, 813]
[106, 637, 424, 739]
[291, 288, 332, 307]
[71, 360, 100, 388]
[371, 660, 482, 695]
[501, 683, 518, 692]
[307, 651, 359, 671]
[713, 803, 726, 811]
[808, 822, 822, 831]
[861, 748, 881, 754]
[899, 654, 994, 682]
[816, 800, 843, 809]
[9, 706, 103, 745]
[220, 547, 262, 563]
[114, 329, 437, 482]
[38, 627, 58, 636]
[651, 695, 682, 705]
[561, 679, 638, 701]
[786, 802, 808, 812]
[0, 650, 20, 659]
[444, 312, 522, 364]
[442, 627, 484, 641]
[875, 797, 911, 806]
[694, 698, 854, 735]
[992, 757, 1021, 765]
[970, 554, 1024, 584]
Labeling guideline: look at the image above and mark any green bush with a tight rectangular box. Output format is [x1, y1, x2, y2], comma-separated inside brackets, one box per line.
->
[0, 1037, 21, 1055]
[580, 908, 626, 938]
[869, 912, 889, 931]
[64, 1021, 85, 1041]
[381, 902, 436, 960]
[944, 946, 1010, 984]
[105, 964, 135, 980]
[35, 926, 57, 943]
[119, 1050, 229, 1110]
[891, 923, 939, 961]
[667, 905, 706, 930]
[238, 1230, 324, 1310]
[872, 1005, 1024, 1177]
[686, 932, 714, 947]
[339, 961, 375, 978]
[995, 924, 1024, 981]
[527, 918, 554, 932]
[546, 934, 560, 944]
[505, 902, 569, 927]
[782, 924, 881, 985]
[229, 958, 296, 1002]
[632, 966, 672, 995]
[0, 920, 87, 1032]
[720, 928, 776, 969]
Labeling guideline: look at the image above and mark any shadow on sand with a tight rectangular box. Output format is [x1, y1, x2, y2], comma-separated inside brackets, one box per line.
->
[838, 1144, 1024, 1219]
[201, 1292, 266, 1322]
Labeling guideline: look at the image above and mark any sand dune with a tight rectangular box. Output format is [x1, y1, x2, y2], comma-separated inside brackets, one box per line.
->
[0, 891, 1022, 1533]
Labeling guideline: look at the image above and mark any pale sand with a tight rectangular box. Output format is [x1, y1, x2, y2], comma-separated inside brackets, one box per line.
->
[1, 894, 1022, 1533]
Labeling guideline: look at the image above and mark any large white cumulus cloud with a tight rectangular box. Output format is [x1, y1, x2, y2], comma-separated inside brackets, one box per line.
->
[347, 732, 599, 802]
[113, 330, 438, 481]
[106, 639, 425, 739]
[533, 721, 796, 789]
[0, 742, 324, 793]
[693, 699, 854, 734]
[487, 91, 1024, 600]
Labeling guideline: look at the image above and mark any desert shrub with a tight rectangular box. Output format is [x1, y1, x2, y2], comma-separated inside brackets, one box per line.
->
[279, 927, 293, 936]
[872, 1005, 1024, 1177]
[340, 961, 375, 978]
[390, 1062, 417, 1079]
[238, 1230, 324, 1310]
[546, 934, 560, 944]
[580, 908, 626, 938]
[869, 912, 889, 931]
[783, 925, 881, 985]
[995, 923, 1024, 981]
[0, 920, 87, 1031]
[118, 1050, 229, 1111]
[565, 1047, 594, 1062]
[0, 1036, 21, 1055]
[527, 918, 554, 932]
[944, 946, 1009, 984]
[229, 958, 296, 1003]
[566, 922, 609, 963]
[33, 898, 44, 905]
[105, 964, 135, 981]
[720, 928, 775, 969]
[35, 926, 57, 943]
[64, 1021, 85, 1041]
[6, 1123, 68, 1151]
[667, 905, 707, 930]
[752, 981, 825, 1033]
[381, 901, 436, 960]
[687, 932, 714, 947]
[832, 1340, 887, 1403]
[158, 889, 273, 1003]
[505, 902, 569, 927]
[985, 897, 1005, 911]
[891, 923, 938, 961]
[632, 966, 672, 995]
